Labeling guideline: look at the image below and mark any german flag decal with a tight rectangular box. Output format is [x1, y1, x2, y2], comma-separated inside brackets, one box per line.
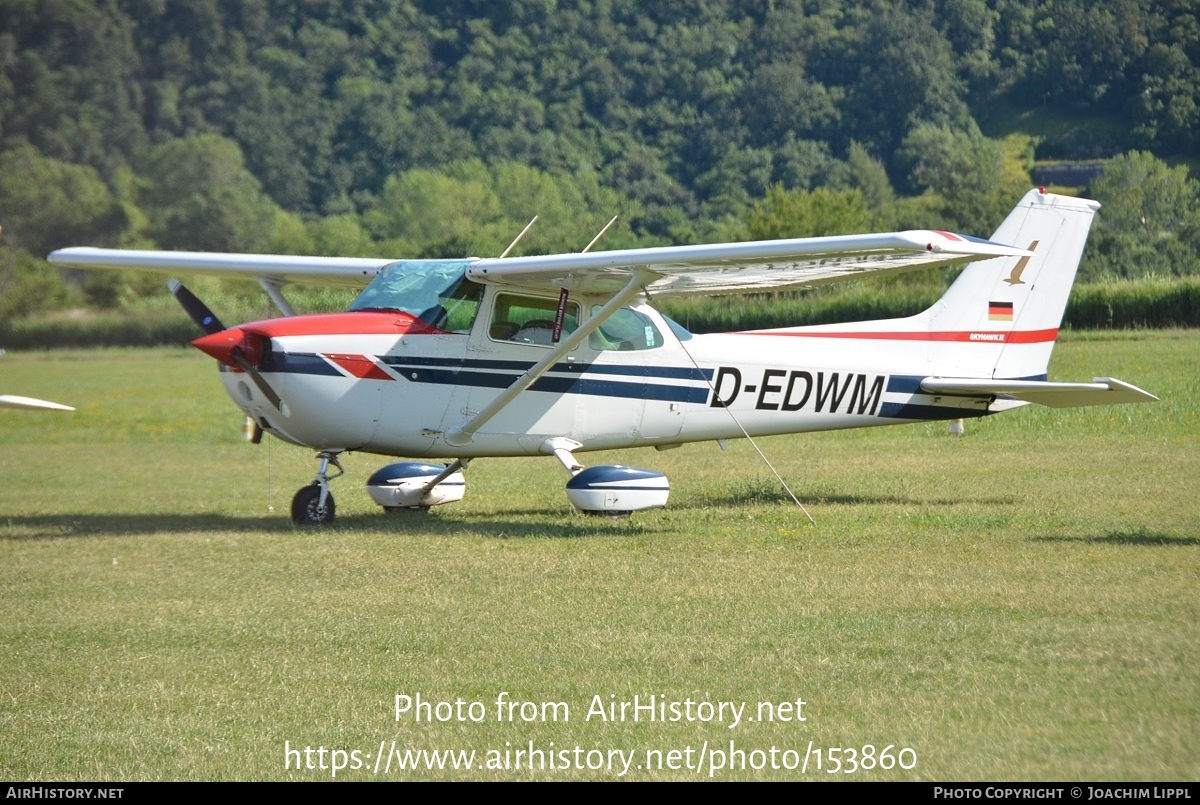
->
[988, 301, 1014, 321]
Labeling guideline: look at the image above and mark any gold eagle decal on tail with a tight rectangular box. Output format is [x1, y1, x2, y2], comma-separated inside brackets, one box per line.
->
[1003, 241, 1039, 285]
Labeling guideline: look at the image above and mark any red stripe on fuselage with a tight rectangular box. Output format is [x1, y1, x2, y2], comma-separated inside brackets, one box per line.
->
[729, 328, 1058, 344]
[322, 353, 394, 380]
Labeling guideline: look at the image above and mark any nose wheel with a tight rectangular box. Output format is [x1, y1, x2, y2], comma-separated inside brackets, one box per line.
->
[292, 451, 343, 526]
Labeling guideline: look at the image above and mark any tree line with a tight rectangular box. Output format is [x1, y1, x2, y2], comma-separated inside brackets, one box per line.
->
[0, 0, 1198, 321]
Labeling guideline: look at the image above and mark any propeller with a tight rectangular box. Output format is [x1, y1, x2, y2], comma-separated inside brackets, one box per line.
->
[230, 345, 285, 412]
[170, 279, 287, 415]
[168, 279, 225, 334]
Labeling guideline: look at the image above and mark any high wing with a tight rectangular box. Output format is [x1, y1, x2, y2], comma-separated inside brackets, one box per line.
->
[50, 229, 1030, 297]
[466, 230, 1030, 295]
[47, 248, 393, 288]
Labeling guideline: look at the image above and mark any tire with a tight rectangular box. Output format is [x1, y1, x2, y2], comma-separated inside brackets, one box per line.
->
[292, 484, 335, 526]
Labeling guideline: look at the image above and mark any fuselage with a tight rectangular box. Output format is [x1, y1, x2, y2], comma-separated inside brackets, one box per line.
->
[204, 265, 1007, 459]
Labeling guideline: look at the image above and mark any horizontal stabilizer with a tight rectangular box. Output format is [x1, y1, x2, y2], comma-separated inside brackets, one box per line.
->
[920, 377, 1158, 408]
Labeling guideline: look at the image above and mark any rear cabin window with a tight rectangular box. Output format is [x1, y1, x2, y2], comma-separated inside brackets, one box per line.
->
[589, 306, 663, 351]
[489, 293, 580, 346]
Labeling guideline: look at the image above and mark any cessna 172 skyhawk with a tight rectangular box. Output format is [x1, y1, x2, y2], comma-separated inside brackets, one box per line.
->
[49, 188, 1155, 524]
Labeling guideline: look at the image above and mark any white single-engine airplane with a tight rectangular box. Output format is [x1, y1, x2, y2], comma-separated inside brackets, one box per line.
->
[49, 189, 1155, 524]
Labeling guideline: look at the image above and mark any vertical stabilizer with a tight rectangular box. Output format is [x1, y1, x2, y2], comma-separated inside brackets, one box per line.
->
[918, 189, 1099, 379]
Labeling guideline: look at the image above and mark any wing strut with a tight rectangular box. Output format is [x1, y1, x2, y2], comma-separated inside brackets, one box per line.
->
[444, 270, 654, 447]
[257, 278, 296, 317]
[415, 458, 469, 496]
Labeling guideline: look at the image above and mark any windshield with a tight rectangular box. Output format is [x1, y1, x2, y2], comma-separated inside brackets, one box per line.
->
[349, 259, 482, 333]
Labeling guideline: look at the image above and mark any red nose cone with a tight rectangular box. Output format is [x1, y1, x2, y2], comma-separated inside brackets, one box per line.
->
[192, 327, 246, 366]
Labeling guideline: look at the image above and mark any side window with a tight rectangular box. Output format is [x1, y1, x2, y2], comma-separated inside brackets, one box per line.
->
[423, 280, 483, 333]
[589, 307, 663, 351]
[489, 294, 580, 346]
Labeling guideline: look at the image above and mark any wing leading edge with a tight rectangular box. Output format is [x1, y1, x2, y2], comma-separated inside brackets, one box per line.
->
[47, 248, 394, 288]
[49, 229, 1028, 297]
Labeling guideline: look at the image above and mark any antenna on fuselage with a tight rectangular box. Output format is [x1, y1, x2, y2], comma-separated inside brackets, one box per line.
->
[581, 216, 618, 253]
[499, 216, 538, 258]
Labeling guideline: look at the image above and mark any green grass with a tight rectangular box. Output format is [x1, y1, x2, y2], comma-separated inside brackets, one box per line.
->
[1, 333, 1197, 780]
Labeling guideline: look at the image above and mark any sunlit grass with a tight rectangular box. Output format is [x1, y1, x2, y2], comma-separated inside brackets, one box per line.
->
[0, 334, 1196, 780]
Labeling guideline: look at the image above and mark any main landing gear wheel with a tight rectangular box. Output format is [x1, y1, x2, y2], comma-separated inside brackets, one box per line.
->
[292, 484, 336, 526]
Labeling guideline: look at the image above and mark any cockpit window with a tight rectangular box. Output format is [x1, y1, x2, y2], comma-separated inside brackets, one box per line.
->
[348, 259, 482, 333]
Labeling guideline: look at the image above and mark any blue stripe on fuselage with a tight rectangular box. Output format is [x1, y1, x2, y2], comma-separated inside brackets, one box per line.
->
[266, 352, 342, 376]
[397, 367, 707, 403]
[878, 402, 993, 421]
[886, 375, 925, 394]
[379, 355, 712, 382]
[888, 372, 1050, 394]
[273, 353, 710, 404]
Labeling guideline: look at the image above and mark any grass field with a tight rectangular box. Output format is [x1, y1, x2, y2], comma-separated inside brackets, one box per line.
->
[1, 332, 1197, 780]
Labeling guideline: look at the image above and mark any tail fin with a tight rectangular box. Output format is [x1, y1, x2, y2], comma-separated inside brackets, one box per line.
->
[918, 188, 1100, 379]
[774, 189, 1155, 409]
[905, 190, 1154, 409]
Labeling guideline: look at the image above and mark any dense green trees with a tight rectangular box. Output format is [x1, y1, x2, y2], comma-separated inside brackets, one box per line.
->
[0, 145, 126, 256]
[747, 186, 871, 239]
[138, 135, 279, 252]
[1084, 151, 1200, 280]
[0, 0, 1198, 314]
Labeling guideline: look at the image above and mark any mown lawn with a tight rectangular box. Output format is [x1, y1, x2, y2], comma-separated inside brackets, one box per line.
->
[1, 332, 1196, 780]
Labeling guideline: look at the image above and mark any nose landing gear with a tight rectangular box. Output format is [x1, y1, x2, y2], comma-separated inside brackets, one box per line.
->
[292, 451, 344, 526]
